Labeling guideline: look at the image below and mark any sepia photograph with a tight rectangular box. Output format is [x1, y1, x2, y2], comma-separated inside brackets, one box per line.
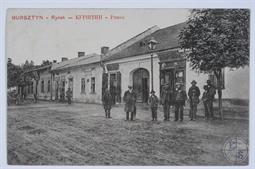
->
[6, 8, 250, 166]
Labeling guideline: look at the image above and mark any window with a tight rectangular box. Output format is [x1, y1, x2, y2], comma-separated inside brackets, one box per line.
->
[41, 80, 44, 93]
[47, 80, 51, 93]
[91, 77, 95, 93]
[81, 78, 86, 93]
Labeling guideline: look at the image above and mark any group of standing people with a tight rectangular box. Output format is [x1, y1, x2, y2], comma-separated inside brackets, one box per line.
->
[102, 79, 216, 121]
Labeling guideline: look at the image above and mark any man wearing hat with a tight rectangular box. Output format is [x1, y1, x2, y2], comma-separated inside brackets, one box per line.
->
[174, 83, 187, 121]
[123, 85, 137, 121]
[206, 80, 216, 119]
[188, 80, 200, 120]
[148, 90, 159, 121]
[160, 84, 174, 121]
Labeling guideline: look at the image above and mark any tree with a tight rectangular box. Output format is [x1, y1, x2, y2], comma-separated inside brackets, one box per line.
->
[179, 9, 249, 119]
[7, 58, 22, 88]
[41, 60, 52, 66]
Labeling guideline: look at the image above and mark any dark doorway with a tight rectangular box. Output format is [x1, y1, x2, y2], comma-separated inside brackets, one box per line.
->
[133, 68, 149, 103]
[160, 68, 175, 93]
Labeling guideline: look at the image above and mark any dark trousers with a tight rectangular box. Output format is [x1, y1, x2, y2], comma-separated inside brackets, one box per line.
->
[67, 97, 71, 104]
[163, 104, 170, 120]
[105, 109, 111, 118]
[190, 103, 198, 120]
[175, 103, 184, 121]
[126, 111, 134, 120]
[203, 101, 210, 119]
[208, 100, 214, 119]
[151, 107, 157, 120]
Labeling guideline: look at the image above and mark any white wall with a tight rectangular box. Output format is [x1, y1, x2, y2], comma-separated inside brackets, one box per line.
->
[37, 71, 52, 100]
[109, 54, 160, 100]
[223, 67, 249, 99]
[186, 62, 249, 100]
[55, 64, 103, 103]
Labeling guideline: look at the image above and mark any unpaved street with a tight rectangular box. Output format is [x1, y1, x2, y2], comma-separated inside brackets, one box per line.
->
[7, 101, 249, 165]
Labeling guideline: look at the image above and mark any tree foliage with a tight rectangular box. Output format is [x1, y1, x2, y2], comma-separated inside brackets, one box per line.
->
[7, 58, 22, 88]
[179, 9, 249, 73]
[7, 59, 36, 88]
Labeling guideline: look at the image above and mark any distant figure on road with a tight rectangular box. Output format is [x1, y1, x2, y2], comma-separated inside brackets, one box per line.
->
[206, 80, 216, 119]
[123, 85, 137, 121]
[188, 80, 200, 121]
[66, 87, 72, 104]
[148, 90, 159, 121]
[174, 83, 187, 122]
[102, 88, 113, 118]
[161, 84, 174, 121]
[202, 85, 210, 120]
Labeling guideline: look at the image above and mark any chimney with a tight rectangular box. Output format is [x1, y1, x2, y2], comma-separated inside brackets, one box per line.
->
[61, 57, 68, 62]
[53, 60, 57, 63]
[101, 46, 110, 55]
[78, 52, 85, 57]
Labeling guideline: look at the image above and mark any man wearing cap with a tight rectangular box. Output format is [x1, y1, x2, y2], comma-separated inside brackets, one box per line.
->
[188, 80, 200, 121]
[123, 85, 137, 121]
[207, 80, 216, 119]
[148, 90, 159, 121]
[174, 83, 187, 121]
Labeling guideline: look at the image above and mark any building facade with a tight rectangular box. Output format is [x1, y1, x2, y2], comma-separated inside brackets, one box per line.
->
[102, 22, 249, 103]
[24, 22, 249, 104]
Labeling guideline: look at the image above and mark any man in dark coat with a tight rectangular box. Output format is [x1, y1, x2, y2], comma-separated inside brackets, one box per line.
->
[66, 87, 72, 104]
[202, 85, 210, 120]
[174, 83, 187, 121]
[161, 84, 174, 121]
[123, 85, 137, 121]
[148, 90, 159, 121]
[188, 80, 200, 121]
[207, 80, 216, 119]
[102, 88, 113, 118]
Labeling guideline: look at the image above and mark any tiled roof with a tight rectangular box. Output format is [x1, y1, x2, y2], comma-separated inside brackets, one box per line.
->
[51, 53, 101, 71]
[103, 22, 186, 61]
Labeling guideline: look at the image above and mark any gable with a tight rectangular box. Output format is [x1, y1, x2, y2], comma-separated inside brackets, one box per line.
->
[103, 22, 186, 61]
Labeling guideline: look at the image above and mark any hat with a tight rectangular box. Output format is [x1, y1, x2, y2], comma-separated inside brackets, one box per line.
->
[207, 80, 211, 84]
[191, 80, 197, 84]
[128, 85, 133, 89]
[150, 90, 155, 94]
[203, 85, 208, 89]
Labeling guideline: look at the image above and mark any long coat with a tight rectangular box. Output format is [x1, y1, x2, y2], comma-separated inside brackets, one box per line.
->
[161, 89, 174, 106]
[102, 91, 113, 110]
[207, 85, 216, 100]
[148, 95, 159, 108]
[123, 90, 137, 112]
[174, 89, 187, 105]
[188, 86, 200, 105]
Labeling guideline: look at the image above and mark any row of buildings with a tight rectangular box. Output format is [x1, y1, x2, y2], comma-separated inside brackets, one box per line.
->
[23, 22, 249, 104]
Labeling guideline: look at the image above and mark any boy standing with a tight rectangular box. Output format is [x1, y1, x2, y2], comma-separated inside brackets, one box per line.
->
[148, 90, 159, 121]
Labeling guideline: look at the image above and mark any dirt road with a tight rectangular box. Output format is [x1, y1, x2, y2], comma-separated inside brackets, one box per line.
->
[7, 101, 249, 165]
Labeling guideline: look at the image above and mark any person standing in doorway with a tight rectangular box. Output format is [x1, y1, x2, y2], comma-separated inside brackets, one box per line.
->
[102, 88, 113, 118]
[148, 90, 159, 121]
[188, 80, 200, 121]
[174, 83, 187, 122]
[66, 87, 72, 104]
[123, 85, 137, 121]
[207, 80, 216, 120]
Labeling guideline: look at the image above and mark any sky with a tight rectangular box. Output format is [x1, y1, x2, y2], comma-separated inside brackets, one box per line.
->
[6, 8, 190, 65]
